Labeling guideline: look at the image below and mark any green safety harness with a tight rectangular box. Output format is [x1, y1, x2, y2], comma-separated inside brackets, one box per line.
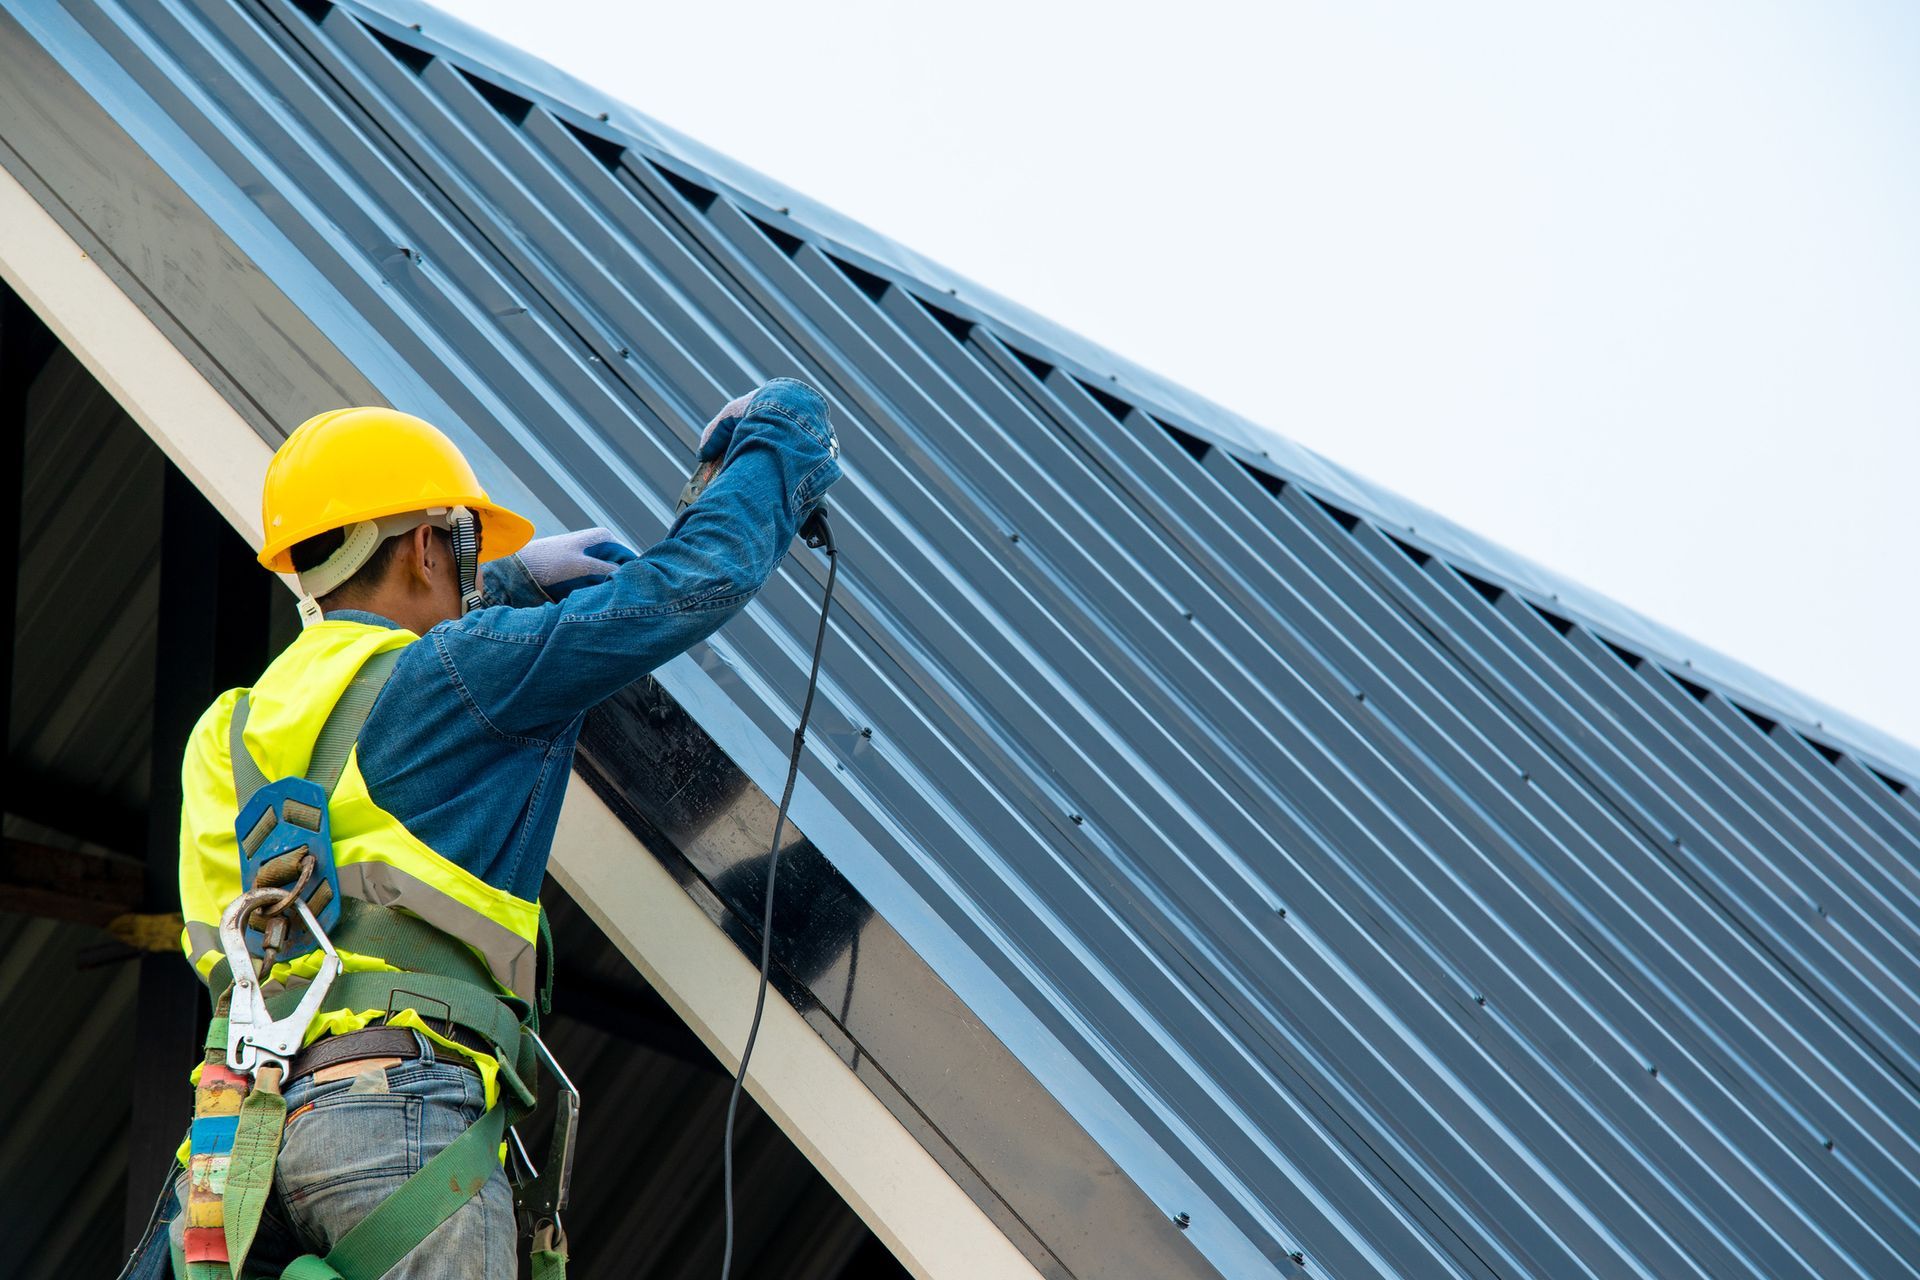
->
[176, 650, 573, 1280]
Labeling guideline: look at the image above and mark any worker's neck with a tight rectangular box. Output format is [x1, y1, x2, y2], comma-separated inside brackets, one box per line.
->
[322, 583, 456, 636]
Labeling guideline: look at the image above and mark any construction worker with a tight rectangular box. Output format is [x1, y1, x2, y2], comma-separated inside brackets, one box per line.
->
[130, 379, 841, 1279]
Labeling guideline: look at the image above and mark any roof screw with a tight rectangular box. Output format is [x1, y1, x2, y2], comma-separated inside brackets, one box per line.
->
[1824, 1138, 1835, 1151]
[1008, 531, 1021, 543]
[1070, 813, 1084, 825]
[1648, 1065, 1660, 1078]
[1474, 994, 1487, 1006]
[1173, 1212, 1190, 1230]
[778, 205, 791, 214]
[859, 726, 873, 739]
[1291, 1251, 1306, 1266]
[1518, 770, 1530, 783]
[1670, 835, 1683, 848]
[618, 347, 631, 358]
[597, 111, 610, 122]
[1355, 690, 1366, 702]
[410, 22, 422, 30]
[1277, 907, 1287, 920]
[1816, 904, 1826, 917]
[1182, 610, 1194, 621]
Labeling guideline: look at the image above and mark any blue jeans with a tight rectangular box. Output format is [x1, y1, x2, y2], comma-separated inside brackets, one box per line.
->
[145, 1033, 514, 1278]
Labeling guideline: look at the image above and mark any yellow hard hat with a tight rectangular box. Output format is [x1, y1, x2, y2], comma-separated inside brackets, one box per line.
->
[258, 407, 535, 574]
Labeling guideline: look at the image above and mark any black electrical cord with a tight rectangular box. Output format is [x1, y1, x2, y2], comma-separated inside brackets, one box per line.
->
[720, 506, 837, 1280]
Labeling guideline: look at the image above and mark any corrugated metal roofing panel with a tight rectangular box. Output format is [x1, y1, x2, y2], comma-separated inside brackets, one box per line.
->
[5, 1, 1918, 1276]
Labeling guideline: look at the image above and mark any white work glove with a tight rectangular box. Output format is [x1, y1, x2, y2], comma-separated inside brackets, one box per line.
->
[514, 527, 639, 600]
[699, 391, 755, 461]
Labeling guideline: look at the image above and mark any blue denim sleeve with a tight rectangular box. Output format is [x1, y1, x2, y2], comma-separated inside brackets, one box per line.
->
[438, 378, 841, 738]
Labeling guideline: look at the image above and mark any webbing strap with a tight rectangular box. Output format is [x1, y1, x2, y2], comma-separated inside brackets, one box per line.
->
[229, 647, 402, 808]
[307, 648, 400, 795]
[325, 900, 498, 994]
[279, 1101, 505, 1280]
[229, 698, 271, 813]
[530, 1240, 567, 1280]
[224, 1068, 288, 1276]
[266, 969, 525, 1059]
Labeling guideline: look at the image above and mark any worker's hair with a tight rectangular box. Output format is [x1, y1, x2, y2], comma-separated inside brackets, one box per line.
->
[289, 524, 445, 602]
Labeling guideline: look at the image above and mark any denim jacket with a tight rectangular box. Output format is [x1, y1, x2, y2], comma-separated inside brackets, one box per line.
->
[329, 378, 840, 902]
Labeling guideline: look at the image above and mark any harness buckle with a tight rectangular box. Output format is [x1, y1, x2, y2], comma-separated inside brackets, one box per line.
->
[219, 886, 342, 1076]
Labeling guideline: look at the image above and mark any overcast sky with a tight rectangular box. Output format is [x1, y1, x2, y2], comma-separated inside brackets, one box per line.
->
[441, 0, 1920, 753]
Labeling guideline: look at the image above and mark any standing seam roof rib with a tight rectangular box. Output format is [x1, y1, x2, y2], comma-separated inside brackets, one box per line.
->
[8, 1, 1920, 1276]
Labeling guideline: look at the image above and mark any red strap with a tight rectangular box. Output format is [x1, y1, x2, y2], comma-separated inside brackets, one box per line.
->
[184, 1226, 231, 1263]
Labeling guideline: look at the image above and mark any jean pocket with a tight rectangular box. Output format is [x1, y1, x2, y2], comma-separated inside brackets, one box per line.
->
[278, 1091, 421, 1198]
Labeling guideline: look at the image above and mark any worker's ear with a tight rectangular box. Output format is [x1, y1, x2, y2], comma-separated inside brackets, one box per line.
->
[407, 522, 440, 590]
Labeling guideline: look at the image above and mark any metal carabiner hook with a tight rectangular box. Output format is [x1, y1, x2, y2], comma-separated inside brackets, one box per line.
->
[219, 887, 342, 1075]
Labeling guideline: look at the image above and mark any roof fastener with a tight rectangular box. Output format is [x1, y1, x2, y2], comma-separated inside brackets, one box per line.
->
[859, 726, 873, 739]
[1290, 1251, 1306, 1266]
[1008, 531, 1021, 543]
[597, 111, 610, 122]
[1277, 907, 1287, 920]
[1474, 994, 1487, 1006]
[1070, 813, 1084, 825]
[1648, 1065, 1659, 1078]
[1182, 610, 1194, 621]
[1823, 1138, 1834, 1151]
[1173, 1212, 1190, 1230]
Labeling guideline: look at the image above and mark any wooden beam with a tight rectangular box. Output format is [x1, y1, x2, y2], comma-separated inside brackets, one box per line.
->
[0, 835, 144, 927]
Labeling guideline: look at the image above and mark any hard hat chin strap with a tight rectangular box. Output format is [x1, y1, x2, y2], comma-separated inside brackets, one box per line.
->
[447, 505, 485, 615]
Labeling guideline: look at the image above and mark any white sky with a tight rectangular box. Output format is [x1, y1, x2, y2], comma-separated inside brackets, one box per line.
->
[441, 0, 1920, 753]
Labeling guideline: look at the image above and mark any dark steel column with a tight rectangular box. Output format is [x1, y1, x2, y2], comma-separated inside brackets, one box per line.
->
[1, 286, 55, 759]
[123, 464, 272, 1247]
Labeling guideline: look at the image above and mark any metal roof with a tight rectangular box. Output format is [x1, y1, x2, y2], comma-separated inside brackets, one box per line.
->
[5, 1, 1920, 1277]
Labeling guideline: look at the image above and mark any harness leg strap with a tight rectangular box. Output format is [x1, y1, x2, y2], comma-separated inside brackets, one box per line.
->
[280, 1099, 506, 1280]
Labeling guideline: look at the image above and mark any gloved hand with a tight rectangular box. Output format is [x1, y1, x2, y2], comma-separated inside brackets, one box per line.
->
[699, 390, 756, 462]
[513, 527, 639, 600]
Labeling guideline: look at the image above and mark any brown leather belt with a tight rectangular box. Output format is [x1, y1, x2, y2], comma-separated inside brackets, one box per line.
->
[286, 1022, 490, 1085]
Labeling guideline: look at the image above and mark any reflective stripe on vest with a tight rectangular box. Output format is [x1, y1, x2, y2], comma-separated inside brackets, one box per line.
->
[177, 620, 540, 1003]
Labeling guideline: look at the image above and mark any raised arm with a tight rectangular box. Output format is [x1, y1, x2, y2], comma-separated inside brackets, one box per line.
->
[436, 378, 842, 738]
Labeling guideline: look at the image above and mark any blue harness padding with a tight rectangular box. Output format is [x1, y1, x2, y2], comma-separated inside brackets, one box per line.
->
[232, 776, 341, 959]
[228, 648, 401, 964]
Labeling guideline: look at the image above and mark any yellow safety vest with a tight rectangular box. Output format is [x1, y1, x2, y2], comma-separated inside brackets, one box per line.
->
[177, 619, 542, 1098]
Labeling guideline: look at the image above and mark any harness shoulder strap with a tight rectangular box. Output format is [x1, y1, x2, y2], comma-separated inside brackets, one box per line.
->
[308, 647, 402, 795]
[229, 646, 404, 807]
[230, 695, 270, 812]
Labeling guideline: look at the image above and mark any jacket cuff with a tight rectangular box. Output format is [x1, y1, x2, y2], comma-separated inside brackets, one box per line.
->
[480, 552, 552, 607]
